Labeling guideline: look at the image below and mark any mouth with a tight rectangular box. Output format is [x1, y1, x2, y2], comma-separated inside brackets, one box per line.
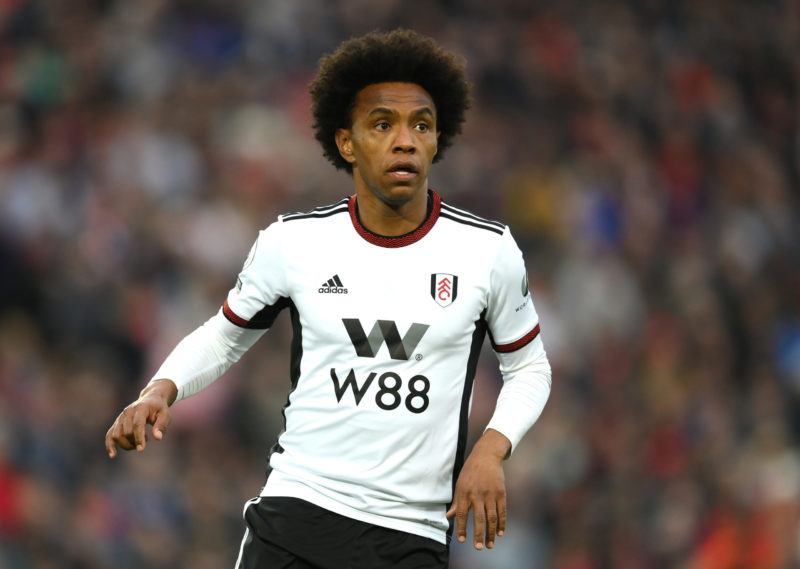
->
[386, 162, 419, 180]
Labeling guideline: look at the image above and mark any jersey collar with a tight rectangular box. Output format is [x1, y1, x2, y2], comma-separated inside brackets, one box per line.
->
[348, 189, 441, 248]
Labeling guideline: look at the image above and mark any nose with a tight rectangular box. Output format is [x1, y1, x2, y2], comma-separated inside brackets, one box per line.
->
[393, 125, 416, 153]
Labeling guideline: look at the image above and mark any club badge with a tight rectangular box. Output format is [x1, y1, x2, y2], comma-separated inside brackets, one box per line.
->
[431, 273, 458, 307]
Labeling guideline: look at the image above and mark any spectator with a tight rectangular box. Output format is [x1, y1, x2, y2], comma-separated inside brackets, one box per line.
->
[1, 1, 797, 567]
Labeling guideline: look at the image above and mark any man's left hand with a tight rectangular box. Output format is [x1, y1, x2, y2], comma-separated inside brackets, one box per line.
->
[446, 428, 511, 550]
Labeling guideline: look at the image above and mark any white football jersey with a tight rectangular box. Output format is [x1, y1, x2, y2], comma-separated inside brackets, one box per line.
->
[159, 190, 549, 544]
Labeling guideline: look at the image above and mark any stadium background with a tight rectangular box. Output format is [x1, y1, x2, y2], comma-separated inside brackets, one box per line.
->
[1, 0, 798, 567]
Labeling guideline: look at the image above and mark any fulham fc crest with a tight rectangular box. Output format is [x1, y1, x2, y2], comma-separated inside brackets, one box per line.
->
[431, 273, 458, 307]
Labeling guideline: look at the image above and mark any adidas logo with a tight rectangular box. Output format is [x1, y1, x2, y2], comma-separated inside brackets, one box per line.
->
[319, 274, 348, 294]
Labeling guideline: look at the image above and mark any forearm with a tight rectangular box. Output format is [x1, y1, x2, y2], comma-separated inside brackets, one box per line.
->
[149, 310, 265, 401]
[485, 337, 551, 454]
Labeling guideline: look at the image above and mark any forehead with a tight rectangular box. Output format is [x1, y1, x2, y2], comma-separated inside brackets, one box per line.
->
[352, 82, 436, 115]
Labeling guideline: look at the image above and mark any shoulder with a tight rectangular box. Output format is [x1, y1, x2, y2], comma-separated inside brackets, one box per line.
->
[437, 199, 507, 238]
[249, 197, 351, 253]
[279, 197, 350, 224]
[257, 197, 351, 243]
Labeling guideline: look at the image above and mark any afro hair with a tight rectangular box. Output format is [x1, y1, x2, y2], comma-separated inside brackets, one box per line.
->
[309, 29, 471, 173]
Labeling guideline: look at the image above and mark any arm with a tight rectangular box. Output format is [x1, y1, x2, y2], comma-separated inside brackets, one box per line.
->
[105, 226, 285, 458]
[447, 227, 552, 549]
[104, 311, 265, 457]
[446, 338, 551, 549]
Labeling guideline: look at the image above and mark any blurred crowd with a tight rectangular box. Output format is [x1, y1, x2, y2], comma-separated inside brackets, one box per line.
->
[1, 0, 799, 567]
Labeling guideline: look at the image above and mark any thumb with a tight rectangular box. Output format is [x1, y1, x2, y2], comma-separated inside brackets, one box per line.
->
[151, 411, 171, 441]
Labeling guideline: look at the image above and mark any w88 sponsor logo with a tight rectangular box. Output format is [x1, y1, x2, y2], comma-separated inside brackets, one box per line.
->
[330, 368, 430, 413]
[334, 318, 432, 412]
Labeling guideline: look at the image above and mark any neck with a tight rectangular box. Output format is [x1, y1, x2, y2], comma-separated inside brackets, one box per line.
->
[355, 189, 430, 237]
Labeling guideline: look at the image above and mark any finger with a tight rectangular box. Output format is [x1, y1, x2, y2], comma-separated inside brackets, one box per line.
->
[472, 499, 486, 550]
[131, 406, 149, 452]
[446, 498, 469, 544]
[114, 428, 136, 451]
[485, 502, 498, 548]
[119, 433, 136, 450]
[151, 410, 171, 441]
[457, 505, 469, 544]
[105, 426, 118, 459]
[108, 420, 135, 456]
[498, 494, 507, 537]
[121, 408, 134, 441]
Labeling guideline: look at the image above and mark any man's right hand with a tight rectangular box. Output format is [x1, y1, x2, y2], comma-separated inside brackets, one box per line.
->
[105, 378, 178, 458]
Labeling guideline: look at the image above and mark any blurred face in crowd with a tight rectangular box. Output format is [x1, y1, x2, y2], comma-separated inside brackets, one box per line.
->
[335, 82, 441, 210]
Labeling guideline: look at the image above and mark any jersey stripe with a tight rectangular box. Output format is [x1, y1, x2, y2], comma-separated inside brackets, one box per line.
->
[223, 300, 250, 327]
[224, 298, 290, 329]
[439, 211, 504, 235]
[234, 497, 262, 569]
[447, 311, 487, 538]
[440, 203, 505, 230]
[282, 198, 350, 221]
[266, 300, 303, 474]
[282, 205, 349, 222]
[492, 323, 541, 353]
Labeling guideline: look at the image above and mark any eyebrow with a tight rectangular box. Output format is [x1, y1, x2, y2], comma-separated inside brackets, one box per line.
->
[367, 106, 435, 119]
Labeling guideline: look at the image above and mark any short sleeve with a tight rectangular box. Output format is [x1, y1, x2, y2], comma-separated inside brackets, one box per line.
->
[485, 228, 541, 353]
[223, 221, 291, 329]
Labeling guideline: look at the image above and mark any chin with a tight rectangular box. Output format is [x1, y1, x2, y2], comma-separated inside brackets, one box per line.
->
[379, 188, 419, 208]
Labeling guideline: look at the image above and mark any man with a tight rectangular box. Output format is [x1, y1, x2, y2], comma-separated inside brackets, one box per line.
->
[105, 29, 551, 569]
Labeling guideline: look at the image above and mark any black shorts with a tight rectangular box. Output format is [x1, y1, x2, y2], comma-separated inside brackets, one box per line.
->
[235, 496, 449, 569]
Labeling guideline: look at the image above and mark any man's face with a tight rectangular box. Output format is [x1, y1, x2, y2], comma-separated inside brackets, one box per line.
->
[336, 82, 440, 208]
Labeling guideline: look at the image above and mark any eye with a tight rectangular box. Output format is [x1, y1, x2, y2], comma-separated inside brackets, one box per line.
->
[375, 121, 390, 131]
[415, 123, 430, 133]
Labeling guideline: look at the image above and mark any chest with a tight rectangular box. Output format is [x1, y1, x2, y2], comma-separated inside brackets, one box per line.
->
[285, 237, 492, 360]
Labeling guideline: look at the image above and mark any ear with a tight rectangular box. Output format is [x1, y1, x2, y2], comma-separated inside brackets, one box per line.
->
[335, 129, 356, 164]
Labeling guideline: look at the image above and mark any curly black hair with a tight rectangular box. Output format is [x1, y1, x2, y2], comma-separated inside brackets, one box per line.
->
[309, 29, 472, 173]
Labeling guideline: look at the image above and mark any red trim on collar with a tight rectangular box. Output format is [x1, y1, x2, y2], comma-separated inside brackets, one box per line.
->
[349, 190, 441, 248]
